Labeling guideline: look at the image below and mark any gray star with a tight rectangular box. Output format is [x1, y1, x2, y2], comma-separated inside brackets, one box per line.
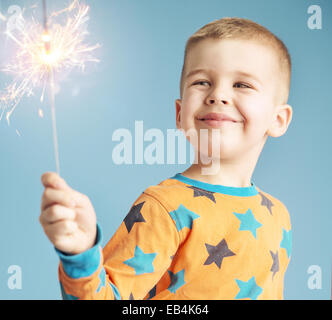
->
[187, 186, 216, 203]
[123, 201, 146, 233]
[259, 192, 274, 215]
[147, 285, 157, 299]
[270, 250, 279, 280]
[204, 239, 235, 269]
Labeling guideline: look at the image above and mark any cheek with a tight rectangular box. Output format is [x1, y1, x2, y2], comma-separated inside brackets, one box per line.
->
[239, 97, 272, 129]
[180, 102, 197, 128]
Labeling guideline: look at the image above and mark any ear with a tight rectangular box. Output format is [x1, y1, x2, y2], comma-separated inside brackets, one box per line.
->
[175, 99, 182, 129]
[267, 104, 293, 138]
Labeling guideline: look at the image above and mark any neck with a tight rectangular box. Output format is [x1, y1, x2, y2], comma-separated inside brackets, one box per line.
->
[182, 141, 265, 188]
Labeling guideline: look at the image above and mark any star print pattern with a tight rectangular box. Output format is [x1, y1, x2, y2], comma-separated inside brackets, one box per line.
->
[280, 228, 292, 258]
[259, 192, 274, 215]
[58, 177, 292, 300]
[169, 204, 200, 231]
[123, 201, 146, 233]
[270, 250, 279, 280]
[96, 268, 106, 293]
[123, 246, 157, 275]
[109, 282, 121, 300]
[235, 276, 263, 300]
[233, 209, 263, 239]
[187, 186, 216, 203]
[204, 238, 235, 268]
[147, 285, 157, 299]
[168, 269, 186, 293]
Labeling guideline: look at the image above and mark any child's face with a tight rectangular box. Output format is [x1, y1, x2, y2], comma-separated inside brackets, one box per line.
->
[176, 38, 288, 160]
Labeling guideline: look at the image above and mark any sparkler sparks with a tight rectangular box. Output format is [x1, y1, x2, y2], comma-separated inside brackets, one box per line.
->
[0, 11, 6, 22]
[0, 0, 100, 173]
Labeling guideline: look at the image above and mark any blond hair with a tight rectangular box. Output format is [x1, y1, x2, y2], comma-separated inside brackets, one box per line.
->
[179, 17, 291, 104]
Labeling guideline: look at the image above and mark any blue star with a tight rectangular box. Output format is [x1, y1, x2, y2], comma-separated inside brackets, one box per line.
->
[109, 282, 122, 300]
[60, 282, 79, 300]
[123, 246, 157, 275]
[233, 209, 262, 239]
[280, 228, 292, 258]
[235, 276, 263, 300]
[169, 204, 200, 231]
[96, 268, 106, 293]
[168, 269, 186, 294]
[95, 268, 121, 299]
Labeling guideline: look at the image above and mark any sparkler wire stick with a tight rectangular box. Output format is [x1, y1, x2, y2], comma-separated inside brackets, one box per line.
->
[43, 0, 60, 174]
[49, 68, 60, 174]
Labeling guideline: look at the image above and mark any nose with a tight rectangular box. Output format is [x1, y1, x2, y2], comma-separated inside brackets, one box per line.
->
[205, 87, 229, 105]
[207, 98, 228, 105]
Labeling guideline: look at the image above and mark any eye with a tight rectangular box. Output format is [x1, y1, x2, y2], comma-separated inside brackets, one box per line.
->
[193, 81, 210, 86]
[234, 82, 252, 89]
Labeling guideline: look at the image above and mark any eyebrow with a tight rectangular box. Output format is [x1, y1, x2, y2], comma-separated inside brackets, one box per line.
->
[185, 69, 213, 79]
[234, 71, 262, 84]
[185, 69, 262, 85]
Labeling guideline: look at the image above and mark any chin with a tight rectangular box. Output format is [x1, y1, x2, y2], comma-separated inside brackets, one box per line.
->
[197, 143, 239, 162]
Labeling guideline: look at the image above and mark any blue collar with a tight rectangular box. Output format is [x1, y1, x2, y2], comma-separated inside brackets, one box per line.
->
[170, 173, 258, 197]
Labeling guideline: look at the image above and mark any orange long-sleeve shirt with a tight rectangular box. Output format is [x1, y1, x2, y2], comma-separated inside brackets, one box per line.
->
[57, 173, 292, 300]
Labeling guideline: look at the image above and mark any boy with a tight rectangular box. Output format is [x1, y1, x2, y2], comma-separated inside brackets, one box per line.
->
[39, 17, 293, 300]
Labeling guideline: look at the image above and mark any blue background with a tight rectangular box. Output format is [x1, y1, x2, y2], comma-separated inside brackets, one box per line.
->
[0, 0, 331, 299]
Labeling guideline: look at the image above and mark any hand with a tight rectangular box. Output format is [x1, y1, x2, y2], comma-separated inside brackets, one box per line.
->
[39, 172, 97, 255]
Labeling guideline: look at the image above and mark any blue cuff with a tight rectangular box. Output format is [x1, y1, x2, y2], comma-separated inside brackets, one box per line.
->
[55, 224, 103, 279]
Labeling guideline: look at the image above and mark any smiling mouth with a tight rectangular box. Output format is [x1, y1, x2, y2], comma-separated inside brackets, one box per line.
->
[199, 118, 237, 122]
[197, 118, 241, 128]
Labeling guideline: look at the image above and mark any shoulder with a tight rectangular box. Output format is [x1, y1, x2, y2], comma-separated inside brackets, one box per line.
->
[141, 177, 191, 212]
[125, 177, 190, 239]
[255, 186, 292, 229]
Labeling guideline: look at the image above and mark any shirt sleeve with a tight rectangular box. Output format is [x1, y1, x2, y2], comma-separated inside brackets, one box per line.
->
[57, 191, 180, 300]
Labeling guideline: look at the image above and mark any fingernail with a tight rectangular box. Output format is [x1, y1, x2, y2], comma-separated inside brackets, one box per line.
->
[70, 200, 76, 207]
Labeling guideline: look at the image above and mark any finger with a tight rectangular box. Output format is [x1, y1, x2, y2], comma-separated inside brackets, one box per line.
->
[44, 219, 78, 238]
[70, 190, 91, 209]
[41, 172, 71, 191]
[52, 235, 77, 254]
[40, 204, 76, 224]
[41, 188, 76, 211]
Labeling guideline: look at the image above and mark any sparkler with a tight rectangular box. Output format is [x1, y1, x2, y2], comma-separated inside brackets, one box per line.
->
[43, 0, 60, 174]
[0, 0, 100, 174]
